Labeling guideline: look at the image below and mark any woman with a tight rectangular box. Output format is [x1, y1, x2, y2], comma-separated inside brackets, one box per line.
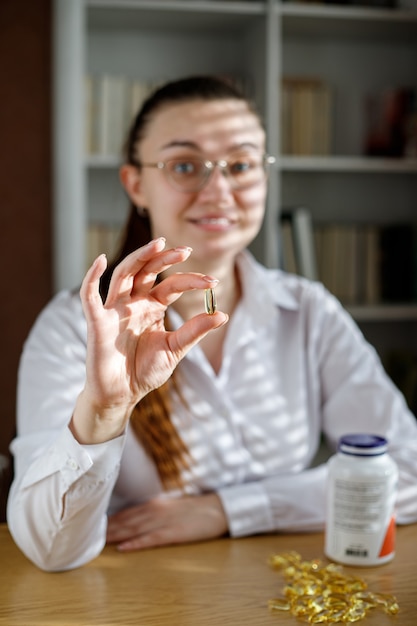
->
[7, 76, 417, 571]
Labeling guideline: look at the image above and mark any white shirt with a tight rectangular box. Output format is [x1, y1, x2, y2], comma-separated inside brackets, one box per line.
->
[7, 252, 417, 571]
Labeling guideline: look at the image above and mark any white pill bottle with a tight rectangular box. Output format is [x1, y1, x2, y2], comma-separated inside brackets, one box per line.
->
[325, 433, 398, 566]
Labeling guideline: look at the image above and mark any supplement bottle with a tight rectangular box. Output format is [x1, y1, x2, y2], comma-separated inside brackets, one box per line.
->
[325, 433, 398, 566]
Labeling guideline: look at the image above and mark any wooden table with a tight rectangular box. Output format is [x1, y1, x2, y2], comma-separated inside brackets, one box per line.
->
[1, 523, 416, 625]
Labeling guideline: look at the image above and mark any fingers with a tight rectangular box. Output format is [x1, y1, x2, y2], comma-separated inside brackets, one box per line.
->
[150, 272, 219, 308]
[106, 239, 193, 305]
[106, 503, 174, 550]
[105, 240, 226, 320]
[115, 529, 178, 552]
[107, 518, 178, 552]
[79, 253, 107, 323]
[167, 312, 228, 360]
[106, 495, 229, 552]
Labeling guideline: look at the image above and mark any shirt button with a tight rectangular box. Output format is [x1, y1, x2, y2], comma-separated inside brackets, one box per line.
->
[67, 458, 79, 470]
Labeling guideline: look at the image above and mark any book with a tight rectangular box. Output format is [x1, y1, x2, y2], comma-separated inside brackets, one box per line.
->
[99, 74, 130, 156]
[280, 219, 298, 274]
[281, 77, 333, 156]
[84, 75, 94, 155]
[130, 79, 153, 119]
[86, 74, 147, 156]
[316, 224, 340, 296]
[364, 86, 417, 158]
[363, 225, 381, 305]
[281, 207, 318, 281]
[315, 224, 361, 304]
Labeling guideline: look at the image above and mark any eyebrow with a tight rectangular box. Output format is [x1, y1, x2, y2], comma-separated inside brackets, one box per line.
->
[160, 140, 261, 152]
[161, 141, 200, 150]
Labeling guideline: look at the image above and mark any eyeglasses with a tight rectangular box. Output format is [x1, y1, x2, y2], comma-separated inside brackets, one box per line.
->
[137, 153, 276, 192]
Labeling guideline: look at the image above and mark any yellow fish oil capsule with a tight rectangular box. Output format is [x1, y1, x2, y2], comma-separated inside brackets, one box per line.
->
[268, 550, 400, 622]
[204, 288, 217, 315]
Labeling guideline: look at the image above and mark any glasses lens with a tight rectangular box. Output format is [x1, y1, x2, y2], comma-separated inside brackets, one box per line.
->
[163, 153, 272, 192]
[227, 153, 267, 189]
[165, 158, 208, 191]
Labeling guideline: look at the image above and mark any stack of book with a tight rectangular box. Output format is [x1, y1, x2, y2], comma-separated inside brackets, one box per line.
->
[281, 77, 333, 156]
[85, 75, 156, 157]
[314, 222, 381, 305]
[280, 208, 417, 306]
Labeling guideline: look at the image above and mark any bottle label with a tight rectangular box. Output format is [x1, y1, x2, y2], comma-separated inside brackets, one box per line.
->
[325, 475, 396, 565]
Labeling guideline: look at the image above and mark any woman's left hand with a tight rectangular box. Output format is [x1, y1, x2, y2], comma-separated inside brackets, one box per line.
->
[106, 493, 228, 551]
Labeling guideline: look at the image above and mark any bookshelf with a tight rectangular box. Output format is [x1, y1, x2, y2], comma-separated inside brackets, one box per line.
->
[53, 0, 417, 343]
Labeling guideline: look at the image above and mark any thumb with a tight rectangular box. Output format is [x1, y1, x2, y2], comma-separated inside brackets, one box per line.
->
[167, 312, 228, 361]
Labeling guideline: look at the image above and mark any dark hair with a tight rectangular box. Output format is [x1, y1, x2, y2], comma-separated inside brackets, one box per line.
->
[99, 76, 255, 488]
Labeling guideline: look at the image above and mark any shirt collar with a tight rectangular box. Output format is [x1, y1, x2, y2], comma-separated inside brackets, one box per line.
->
[236, 250, 300, 317]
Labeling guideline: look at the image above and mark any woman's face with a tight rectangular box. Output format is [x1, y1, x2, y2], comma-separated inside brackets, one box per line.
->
[131, 98, 268, 265]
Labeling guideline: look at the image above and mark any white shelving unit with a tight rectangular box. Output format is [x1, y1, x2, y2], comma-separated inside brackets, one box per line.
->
[53, 0, 417, 342]
[275, 0, 417, 342]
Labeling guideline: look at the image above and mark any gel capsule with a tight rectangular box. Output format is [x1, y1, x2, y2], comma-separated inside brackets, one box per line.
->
[204, 288, 217, 315]
[268, 598, 291, 612]
[268, 550, 400, 623]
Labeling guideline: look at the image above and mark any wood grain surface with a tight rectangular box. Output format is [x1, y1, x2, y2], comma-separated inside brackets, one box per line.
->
[1, 523, 416, 625]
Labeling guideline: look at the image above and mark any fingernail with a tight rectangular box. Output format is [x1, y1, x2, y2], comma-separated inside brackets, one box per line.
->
[149, 237, 166, 247]
[175, 246, 192, 253]
[203, 275, 219, 284]
[218, 312, 229, 325]
[94, 253, 106, 265]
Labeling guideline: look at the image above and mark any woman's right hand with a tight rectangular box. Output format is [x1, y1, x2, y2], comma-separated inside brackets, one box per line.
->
[70, 237, 227, 444]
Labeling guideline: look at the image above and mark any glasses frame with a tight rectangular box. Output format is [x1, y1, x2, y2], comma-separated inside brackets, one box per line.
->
[136, 153, 276, 192]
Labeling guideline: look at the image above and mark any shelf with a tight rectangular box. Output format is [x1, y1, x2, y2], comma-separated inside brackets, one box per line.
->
[279, 156, 417, 174]
[87, 0, 265, 32]
[279, 3, 417, 41]
[347, 304, 417, 322]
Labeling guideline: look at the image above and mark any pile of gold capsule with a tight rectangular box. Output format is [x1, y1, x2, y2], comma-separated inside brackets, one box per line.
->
[268, 551, 399, 623]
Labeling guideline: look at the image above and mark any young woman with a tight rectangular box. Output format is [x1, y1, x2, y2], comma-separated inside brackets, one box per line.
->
[7, 76, 417, 571]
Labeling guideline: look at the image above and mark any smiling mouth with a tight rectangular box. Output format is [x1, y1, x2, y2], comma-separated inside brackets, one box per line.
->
[191, 217, 236, 226]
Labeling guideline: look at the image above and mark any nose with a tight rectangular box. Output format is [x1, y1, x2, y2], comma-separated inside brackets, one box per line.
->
[198, 162, 234, 199]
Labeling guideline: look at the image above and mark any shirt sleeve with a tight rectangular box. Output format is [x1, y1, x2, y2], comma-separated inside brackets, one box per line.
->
[218, 465, 328, 537]
[219, 282, 417, 537]
[7, 291, 125, 571]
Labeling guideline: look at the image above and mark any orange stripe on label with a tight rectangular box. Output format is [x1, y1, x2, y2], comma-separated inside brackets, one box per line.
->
[379, 515, 396, 558]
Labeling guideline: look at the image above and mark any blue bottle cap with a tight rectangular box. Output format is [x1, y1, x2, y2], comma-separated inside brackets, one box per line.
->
[338, 433, 388, 456]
